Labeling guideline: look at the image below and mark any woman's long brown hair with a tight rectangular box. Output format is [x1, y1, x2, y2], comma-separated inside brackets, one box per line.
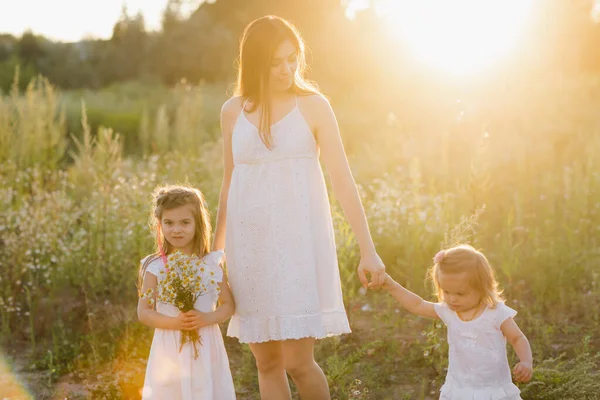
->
[234, 15, 320, 149]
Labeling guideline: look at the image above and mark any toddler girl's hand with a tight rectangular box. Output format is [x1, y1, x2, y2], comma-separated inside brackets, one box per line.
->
[513, 361, 532, 383]
[182, 310, 211, 330]
[378, 273, 393, 290]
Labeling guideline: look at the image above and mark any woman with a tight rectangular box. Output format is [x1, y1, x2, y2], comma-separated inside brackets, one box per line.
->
[212, 15, 386, 400]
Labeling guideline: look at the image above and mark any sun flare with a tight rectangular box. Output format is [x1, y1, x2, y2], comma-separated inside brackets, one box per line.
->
[380, 0, 533, 75]
[0, 356, 33, 400]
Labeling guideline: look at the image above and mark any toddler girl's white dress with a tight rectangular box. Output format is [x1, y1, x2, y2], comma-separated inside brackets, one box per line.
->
[141, 250, 236, 400]
[434, 302, 522, 400]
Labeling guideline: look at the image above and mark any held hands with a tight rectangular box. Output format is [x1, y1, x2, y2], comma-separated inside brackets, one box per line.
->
[513, 361, 533, 383]
[358, 252, 386, 289]
[175, 310, 212, 331]
[172, 313, 188, 330]
[379, 273, 393, 290]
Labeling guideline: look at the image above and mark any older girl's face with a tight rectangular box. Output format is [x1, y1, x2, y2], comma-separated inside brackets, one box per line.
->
[269, 40, 298, 93]
[161, 205, 196, 255]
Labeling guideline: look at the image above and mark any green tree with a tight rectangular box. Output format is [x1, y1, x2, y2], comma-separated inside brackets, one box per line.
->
[103, 6, 148, 82]
[17, 30, 44, 67]
[0, 55, 37, 93]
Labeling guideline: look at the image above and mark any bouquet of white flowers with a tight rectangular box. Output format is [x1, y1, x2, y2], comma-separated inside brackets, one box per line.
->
[141, 251, 221, 359]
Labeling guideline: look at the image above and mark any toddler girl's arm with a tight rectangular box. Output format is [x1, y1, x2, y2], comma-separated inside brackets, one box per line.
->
[383, 274, 439, 319]
[137, 272, 186, 330]
[182, 275, 235, 330]
[501, 318, 533, 383]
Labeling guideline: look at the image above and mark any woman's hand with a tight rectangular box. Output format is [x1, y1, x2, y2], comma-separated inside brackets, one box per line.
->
[358, 252, 386, 289]
[181, 310, 212, 330]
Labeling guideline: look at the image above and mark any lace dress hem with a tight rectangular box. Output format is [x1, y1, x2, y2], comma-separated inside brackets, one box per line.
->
[227, 310, 351, 343]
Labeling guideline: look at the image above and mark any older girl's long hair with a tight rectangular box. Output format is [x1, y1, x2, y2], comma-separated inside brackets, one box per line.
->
[137, 185, 212, 293]
[428, 244, 504, 308]
[234, 15, 320, 149]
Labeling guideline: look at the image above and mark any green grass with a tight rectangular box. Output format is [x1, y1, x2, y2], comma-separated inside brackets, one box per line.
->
[1, 74, 599, 399]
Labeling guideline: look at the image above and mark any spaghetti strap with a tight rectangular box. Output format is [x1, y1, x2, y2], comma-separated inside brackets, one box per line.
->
[242, 97, 251, 111]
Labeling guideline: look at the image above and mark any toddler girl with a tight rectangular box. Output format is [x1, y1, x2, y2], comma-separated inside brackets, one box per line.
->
[380, 244, 532, 399]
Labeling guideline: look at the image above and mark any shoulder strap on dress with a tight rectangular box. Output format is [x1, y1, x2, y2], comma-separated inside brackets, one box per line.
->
[242, 97, 251, 111]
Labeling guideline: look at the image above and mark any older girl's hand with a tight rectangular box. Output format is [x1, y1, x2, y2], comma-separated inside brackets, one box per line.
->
[181, 310, 212, 330]
[171, 312, 188, 330]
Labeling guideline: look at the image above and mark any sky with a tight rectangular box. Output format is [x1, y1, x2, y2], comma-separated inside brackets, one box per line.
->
[0, 0, 174, 42]
[0, 0, 361, 42]
[4, 0, 599, 46]
[0, 0, 367, 42]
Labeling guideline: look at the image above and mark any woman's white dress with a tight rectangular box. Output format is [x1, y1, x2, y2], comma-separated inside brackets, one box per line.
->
[225, 97, 351, 343]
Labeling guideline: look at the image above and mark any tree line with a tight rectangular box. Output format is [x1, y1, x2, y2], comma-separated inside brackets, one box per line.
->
[1, 0, 600, 93]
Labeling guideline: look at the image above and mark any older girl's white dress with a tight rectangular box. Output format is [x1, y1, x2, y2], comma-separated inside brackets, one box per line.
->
[141, 250, 236, 400]
[434, 302, 522, 400]
[225, 96, 351, 343]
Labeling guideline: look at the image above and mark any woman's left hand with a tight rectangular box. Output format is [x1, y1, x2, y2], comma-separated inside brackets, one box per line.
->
[181, 310, 212, 330]
[359, 252, 386, 289]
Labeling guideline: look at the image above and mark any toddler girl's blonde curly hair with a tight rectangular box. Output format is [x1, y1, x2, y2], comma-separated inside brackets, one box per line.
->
[429, 244, 504, 308]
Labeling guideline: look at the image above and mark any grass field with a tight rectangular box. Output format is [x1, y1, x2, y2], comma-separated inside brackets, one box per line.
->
[1, 74, 599, 399]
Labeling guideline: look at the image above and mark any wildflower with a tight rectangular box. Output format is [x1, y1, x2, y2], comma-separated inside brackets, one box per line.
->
[139, 250, 221, 359]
